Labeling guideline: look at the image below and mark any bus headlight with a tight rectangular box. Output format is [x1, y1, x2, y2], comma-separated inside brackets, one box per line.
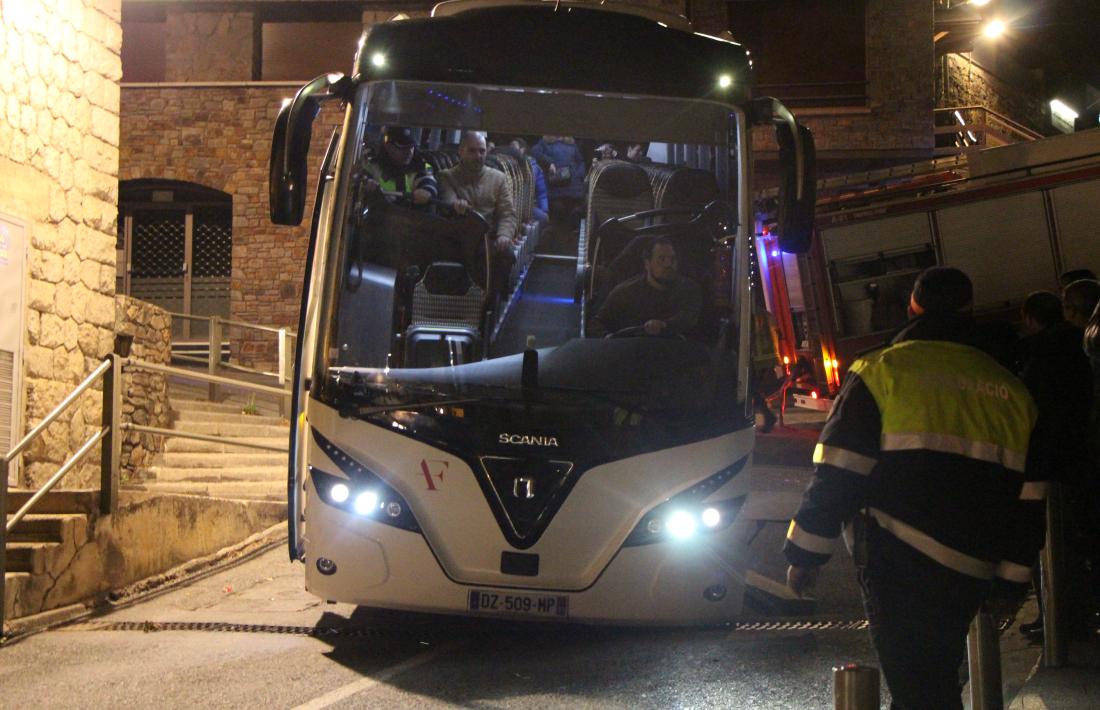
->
[622, 457, 748, 547]
[666, 511, 698, 539]
[309, 430, 421, 532]
[354, 491, 380, 516]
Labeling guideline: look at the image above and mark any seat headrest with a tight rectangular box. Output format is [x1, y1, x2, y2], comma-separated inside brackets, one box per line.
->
[594, 161, 651, 198]
[421, 262, 473, 295]
[663, 168, 719, 207]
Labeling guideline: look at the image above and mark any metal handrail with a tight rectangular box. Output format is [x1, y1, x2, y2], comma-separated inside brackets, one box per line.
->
[124, 358, 289, 398]
[5, 429, 107, 533]
[221, 317, 298, 337]
[166, 311, 297, 338]
[164, 313, 296, 412]
[936, 105, 1043, 141]
[123, 424, 288, 453]
[2, 355, 119, 637]
[3, 359, 112, 465]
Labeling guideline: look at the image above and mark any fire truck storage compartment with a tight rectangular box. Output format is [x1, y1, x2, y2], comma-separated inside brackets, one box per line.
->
[935, 191, 1055, 309]
[1050, 178, 1100, 275]
[821, 212, 934, 337]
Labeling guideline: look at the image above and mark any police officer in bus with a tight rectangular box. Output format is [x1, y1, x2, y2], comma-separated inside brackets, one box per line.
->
[364, 126, 437, 207]
[783, 266, 1044, 710]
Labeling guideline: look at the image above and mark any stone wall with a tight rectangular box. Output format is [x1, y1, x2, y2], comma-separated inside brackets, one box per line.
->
[164, 9, 254, 82]
[937, 54, 1050, 135]
[119, 86, 342, 369]
[0, 1, 122, 488]
[751, 0, 935, 172]
[115, 295, 170, 481]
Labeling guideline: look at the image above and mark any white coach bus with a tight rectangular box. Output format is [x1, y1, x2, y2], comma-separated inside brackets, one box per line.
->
[269, 0, 815, 624]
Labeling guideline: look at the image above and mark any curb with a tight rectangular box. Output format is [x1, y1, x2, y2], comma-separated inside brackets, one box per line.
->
[1, 521, 289, 646]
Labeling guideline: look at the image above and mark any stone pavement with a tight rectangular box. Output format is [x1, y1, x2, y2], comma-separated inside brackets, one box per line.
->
[1008, 635, 1100, 709]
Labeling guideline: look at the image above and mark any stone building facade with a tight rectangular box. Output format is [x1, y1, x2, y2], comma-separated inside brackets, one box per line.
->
[938, 53, 1048, 134]
[1, 1, 122, 488]
[119, 86, 341, 364]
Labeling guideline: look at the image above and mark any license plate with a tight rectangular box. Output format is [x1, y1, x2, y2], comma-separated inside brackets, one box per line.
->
[467, 590, 569, 618]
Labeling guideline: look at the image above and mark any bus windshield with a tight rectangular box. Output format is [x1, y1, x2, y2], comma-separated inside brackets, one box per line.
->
[318, 80, 744, 438]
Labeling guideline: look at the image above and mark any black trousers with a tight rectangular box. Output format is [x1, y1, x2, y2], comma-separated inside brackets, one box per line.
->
[858, 524, 989, 710]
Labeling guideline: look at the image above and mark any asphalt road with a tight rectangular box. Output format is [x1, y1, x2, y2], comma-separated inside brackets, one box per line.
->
[0, 444, 1040, 709]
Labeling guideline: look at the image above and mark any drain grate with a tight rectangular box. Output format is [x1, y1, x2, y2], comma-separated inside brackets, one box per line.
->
[64, 618, 868, 636]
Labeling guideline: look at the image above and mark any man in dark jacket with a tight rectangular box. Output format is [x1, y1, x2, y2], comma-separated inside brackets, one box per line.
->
[784, 267, 1043, 710]
[588, 237, 701, 338]
[1016, 291, 1093, 637]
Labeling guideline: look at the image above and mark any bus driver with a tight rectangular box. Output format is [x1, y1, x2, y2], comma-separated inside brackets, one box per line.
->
[589, 237, 702, 337]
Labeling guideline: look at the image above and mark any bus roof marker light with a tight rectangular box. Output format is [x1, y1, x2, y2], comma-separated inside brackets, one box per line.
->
[717, 74, 734, 90]
[370, 52, 387, 69]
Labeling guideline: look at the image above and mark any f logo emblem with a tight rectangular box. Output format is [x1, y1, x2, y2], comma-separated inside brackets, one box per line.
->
[513, 477, 535, 499]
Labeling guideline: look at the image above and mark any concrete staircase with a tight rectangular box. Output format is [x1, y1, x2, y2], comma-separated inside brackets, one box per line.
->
[4, 490, 98, 623]
[132, 381, 290, 502]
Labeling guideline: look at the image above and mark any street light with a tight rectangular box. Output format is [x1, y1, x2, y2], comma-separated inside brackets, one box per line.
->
[982, 19, 1006, 39]
[1050, 99, 1079, 133]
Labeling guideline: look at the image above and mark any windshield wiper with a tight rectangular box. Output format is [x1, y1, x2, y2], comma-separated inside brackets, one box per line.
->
[355, 397, 484, 415]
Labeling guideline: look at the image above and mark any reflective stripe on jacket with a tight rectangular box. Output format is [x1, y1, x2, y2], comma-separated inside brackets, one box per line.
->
[784, 317, 1043, 588]
[365, 158, 437, 197]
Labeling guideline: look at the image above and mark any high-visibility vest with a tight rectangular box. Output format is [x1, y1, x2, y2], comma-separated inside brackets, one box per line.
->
[365, 160, 420, 194]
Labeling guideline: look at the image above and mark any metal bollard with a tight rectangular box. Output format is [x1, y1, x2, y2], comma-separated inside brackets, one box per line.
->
[834, 663, 879, 710]
[967, 612, 1004, 710]
[1040, 483, 1067, 668]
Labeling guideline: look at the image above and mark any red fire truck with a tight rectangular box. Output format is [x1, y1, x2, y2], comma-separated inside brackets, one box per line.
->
[760, 128, 1100, 405]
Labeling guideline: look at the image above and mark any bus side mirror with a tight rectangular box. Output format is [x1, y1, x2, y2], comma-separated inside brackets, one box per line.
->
[269, 73, 352, 226]
[751, 97, 817, 254]
[775, 123, 816, 254]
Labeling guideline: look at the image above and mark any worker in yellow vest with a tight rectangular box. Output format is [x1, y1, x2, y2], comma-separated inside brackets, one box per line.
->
[364, 126, 437, 207]
[784, 266, 1043, 709]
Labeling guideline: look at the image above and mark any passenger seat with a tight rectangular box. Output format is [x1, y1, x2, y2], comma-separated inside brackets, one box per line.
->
[404, 262, 485, 367]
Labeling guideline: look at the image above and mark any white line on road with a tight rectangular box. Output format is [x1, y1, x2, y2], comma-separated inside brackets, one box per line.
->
[291, 645, 448, 710]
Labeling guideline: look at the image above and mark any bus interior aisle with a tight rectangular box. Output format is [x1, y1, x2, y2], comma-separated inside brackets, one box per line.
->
[490, 254, 581, 355]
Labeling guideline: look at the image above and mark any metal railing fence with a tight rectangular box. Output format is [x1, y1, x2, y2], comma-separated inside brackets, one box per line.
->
[167, 313, 296, 412]
[2, 344, 293, 637]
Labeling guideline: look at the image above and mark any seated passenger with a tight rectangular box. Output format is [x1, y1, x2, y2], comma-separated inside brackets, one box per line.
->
[364, 126, 437, 207]
[624, 142, 653, 165]
[439, 131, 518, 292]
[509, 138, 549, 228]
[589, 237, 702, 337]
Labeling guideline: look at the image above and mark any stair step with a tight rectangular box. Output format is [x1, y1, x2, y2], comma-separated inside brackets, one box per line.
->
[4, 514, 85, 543]
[147, 465, 286, 482]
[174, 410, 285, 425]
[4, 490, 99, 515]
[3, 572, 31, 620]
[5, 542, 62, 574]
[164, 436, 287, 454]
[133, 480, 287, 501]
[158, 452, 288, 468]
[168, 421, 289, 438]
[169, 399, 249, 414]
